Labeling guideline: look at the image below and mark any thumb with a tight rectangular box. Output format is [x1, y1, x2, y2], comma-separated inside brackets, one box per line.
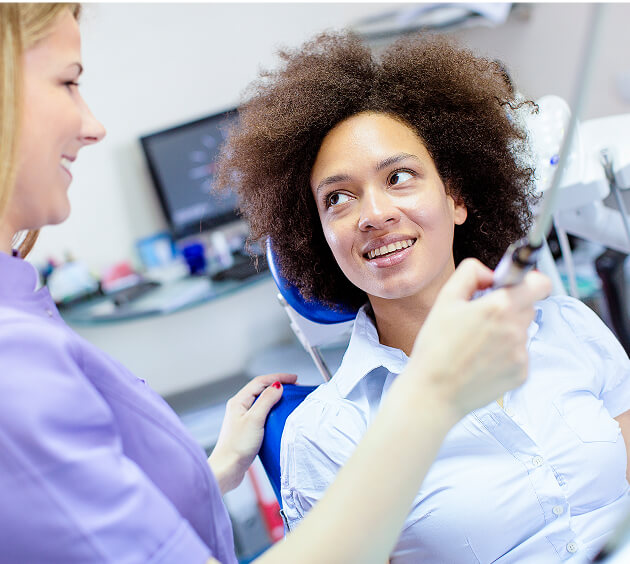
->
[438, 258, 494, 302]
[248, 381, 284, 425]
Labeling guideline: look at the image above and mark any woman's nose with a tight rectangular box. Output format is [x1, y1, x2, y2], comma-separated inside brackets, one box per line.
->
[358, 187, 400, 231]
[79, 98, 106, 145]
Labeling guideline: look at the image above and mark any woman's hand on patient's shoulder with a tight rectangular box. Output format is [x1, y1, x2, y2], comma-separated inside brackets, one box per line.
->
[208, 372, 297, 495]
[407, 258, 551, 418]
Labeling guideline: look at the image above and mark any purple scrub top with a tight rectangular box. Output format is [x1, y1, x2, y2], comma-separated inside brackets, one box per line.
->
[0, 252, 237, 563]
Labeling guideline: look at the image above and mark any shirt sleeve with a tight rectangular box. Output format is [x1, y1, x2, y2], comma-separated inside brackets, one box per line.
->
[280, 395, 366, 531]
[0, 316, 212, 563]
[557, 296, 630, 418]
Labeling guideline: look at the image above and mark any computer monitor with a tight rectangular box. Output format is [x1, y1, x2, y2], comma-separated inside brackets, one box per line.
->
[140, 108, 240, 239]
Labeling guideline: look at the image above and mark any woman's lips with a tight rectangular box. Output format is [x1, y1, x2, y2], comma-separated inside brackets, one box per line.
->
[60, 163, 73, 181]
[364, 242, 415, 268]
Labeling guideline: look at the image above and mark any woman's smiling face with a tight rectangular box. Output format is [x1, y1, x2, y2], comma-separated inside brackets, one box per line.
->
[11, 9, 105, 233]
[310, 112, 467, 304]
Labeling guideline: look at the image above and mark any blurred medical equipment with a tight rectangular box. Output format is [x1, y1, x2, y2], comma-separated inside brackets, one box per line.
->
[140, 108, 240, 240]
[47, 259, 100, 305]
[352, 3, 516, 43]
[492, 4, 605, 291]
[524, 98, 630, 353]
[491, 4, 630, 353]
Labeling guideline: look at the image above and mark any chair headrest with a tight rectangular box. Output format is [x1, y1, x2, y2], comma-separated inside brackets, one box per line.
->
[266, 239, 358, 324]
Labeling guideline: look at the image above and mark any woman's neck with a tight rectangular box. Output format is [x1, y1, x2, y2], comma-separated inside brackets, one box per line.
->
[368, 288, 441, 357]
[0, 223, 14, 256]
[368, 268, 454, 357]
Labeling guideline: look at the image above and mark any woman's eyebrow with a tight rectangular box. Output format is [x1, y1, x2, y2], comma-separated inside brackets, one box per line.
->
[67, 62, 84, 75]
[316, 173, 352, 194]
[315, 153, 422, 194]
[376, 153, 422, 171]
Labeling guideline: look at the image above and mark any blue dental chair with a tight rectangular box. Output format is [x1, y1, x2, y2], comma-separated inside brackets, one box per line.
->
[257, 241, 357, 503]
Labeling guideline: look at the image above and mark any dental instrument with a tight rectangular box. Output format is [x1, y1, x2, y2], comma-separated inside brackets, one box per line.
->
[492, 4, 605, 289]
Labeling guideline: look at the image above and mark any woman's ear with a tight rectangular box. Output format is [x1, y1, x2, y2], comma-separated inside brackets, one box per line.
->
[445, 180, 467, 226]
[454, 197, 468, 225]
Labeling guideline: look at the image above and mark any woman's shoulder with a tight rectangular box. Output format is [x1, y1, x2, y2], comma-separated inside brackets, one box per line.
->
[537, 294, 616, 340]
[0, 302, 74, 347]
[0, 301, 80, 362]
[283, 382, 368, 449]
[532, 294, 629, 396]
[537, 293, 588, 315]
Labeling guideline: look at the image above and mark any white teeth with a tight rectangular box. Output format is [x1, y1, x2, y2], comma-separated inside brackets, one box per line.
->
[61, 157, 72, 170]
[367, 239, 416, 259]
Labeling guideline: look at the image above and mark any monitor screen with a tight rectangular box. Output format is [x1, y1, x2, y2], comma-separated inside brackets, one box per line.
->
[140, 109, 239, 239]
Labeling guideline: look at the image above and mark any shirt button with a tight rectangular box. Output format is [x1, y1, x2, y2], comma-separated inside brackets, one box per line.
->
[567, 542, 578, 554]
[552, 505, 564, 516]
[532, 455, 544, 467]
[505, 407, 514, 417]
[46, 309, 54, 317]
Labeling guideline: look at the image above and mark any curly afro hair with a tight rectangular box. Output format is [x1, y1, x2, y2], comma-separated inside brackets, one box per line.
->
[216, 31, 537, 310]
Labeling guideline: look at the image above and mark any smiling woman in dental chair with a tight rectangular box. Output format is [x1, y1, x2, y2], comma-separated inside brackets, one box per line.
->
[217, 32, 630, 562]
[0, 4, 552, 563]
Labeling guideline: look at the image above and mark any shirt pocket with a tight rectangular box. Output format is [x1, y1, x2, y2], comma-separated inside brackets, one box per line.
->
[553, 390, 621, 443]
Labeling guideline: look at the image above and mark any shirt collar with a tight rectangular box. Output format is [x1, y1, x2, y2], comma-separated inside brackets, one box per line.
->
[0, 250, 40, 299]
[333, 304, 409, 397]
[333, 301, 544, 399]
[528, 305, 542, 346]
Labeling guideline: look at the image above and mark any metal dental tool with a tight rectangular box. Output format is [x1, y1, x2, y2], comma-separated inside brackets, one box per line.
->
[491, 5, 605, 289]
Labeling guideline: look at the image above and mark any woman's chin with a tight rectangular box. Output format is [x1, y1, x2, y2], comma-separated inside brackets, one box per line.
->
[366, 286, 423, 303]
[48, 203, 72, 226]
[27, 206, 72, 230]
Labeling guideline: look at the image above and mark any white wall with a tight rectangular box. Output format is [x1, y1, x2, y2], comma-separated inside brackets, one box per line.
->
[447, 3, 630, 119]
[28, 3, 630, 271]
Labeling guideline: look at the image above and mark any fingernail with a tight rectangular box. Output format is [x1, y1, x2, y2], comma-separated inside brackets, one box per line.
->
[272, 381, 281, 389]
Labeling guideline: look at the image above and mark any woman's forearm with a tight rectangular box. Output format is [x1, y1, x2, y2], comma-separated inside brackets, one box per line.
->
[256, 374, 457, 564]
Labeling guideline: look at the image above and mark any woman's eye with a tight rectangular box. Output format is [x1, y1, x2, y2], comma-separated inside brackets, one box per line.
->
[63, 81, 80, 91]
[389, 171, 413, 186]
[327, 192, 352, 207]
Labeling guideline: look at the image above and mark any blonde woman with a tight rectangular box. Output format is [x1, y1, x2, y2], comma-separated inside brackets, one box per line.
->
[0, 4, 549, 563]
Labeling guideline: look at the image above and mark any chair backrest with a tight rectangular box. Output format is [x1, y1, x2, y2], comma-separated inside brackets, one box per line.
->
[265, 239, 358, 325]
[258, 383, 318, 503]
[259, 241, 358, 504]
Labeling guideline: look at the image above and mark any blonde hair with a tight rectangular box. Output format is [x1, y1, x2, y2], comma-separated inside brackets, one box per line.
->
[0, 3, 80, 257]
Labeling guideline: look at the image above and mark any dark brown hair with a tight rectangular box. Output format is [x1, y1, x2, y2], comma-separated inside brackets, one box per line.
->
[216, 32, 536, 309]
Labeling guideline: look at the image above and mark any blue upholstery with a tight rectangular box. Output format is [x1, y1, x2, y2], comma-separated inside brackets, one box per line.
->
[259, 383, 318, 503]
[259, 242, 357, 505]
[265, 240, 358, 323]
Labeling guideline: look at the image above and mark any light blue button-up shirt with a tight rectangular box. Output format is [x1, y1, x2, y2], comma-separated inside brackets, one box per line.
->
[281, 296, 630, 563]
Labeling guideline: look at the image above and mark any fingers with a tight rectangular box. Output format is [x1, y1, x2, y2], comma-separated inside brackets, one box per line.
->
[232, 373, 297, 411]
[439, 259, 551, 311]
[247, 382, 285, 425]
[481, 270, 552, 314]
[439, 258, 494, 302]
[515, 270, 552, 306]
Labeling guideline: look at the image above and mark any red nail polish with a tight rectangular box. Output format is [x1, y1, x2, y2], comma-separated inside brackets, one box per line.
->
[272, 381, 281, 389]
